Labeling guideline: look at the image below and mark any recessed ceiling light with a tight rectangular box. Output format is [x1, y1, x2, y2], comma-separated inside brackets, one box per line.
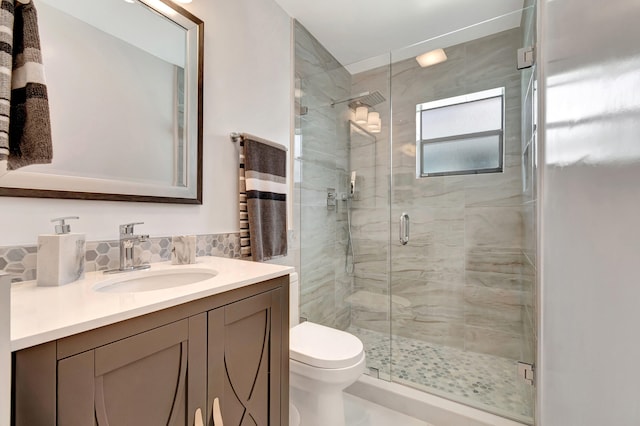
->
[416, 48, 447, 68]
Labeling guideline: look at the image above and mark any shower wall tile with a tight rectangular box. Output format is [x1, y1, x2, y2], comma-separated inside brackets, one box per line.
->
[466, 271, 526, 294]
[390, 275, 466, 347]
[464, 284, 525, 334]
[522, 201, 537, 267]
[294, 30, 337, 78]
[352, 309, 390, 336]
[300, 278, 335, 325]
[393, 317, 465, 350]
[299, 145, 337, 171]
[300, 206, 336, 248]
[465, 206, 524, 249]
[464, 326, 522, 360]
[393, 277, 465, 323]
[351, 212, 388, 243]
[334, 261, 353, 297]
[390, 249, 464, 282]
[466, 247, 529, 277]
[335, 307, 351, 331]
[522, 305, 536, 364]
[395, 173, 466, 209]
[464, 160, 524, 207]
[300, 242, 333, 278]
[296, 21, 352, 329]
[462, 32, 520, 88]
[353, 275, 388, 295]
[299, 124, 339, 156]
[352, 240, 388, 277]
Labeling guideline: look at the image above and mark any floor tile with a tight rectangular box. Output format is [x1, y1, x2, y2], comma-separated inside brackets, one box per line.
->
[344, 393, 434, 426]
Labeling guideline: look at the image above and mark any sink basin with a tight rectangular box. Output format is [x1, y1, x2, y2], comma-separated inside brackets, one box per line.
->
[94, 268, 217, 293]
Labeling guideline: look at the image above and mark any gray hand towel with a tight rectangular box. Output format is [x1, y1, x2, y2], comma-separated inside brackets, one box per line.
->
[241, 136, 287, 262]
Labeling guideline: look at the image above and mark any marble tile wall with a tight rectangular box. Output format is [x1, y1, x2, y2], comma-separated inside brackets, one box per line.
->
[351, 28, 534, 360]
[0, 233, 243, 283]
[295, 22, 352, 330]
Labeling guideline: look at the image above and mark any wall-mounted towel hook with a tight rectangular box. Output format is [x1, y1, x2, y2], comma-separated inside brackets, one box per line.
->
[229, 132, 243, 143]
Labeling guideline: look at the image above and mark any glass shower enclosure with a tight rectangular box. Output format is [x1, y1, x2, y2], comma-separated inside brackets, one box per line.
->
[294, 1, 537, 423]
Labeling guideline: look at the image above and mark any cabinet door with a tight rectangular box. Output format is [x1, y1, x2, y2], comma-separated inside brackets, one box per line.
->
[58, 315, 207, 426]
[208, 289, 283, 426]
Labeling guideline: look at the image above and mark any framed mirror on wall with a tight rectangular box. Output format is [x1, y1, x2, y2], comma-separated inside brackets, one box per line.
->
[0, 0, 204, 204]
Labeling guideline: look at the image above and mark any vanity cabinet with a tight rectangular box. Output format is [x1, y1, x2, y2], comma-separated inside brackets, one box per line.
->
[12, 275, 289, 426]
[208, 289, 283, 426]
[58, 316, 207, 426]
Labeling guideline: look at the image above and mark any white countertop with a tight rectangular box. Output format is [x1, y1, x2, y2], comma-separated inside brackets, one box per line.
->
[11, 256, 293, 351]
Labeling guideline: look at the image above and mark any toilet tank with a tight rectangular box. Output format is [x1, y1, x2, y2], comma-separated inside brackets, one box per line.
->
[289, 272, 299, 327]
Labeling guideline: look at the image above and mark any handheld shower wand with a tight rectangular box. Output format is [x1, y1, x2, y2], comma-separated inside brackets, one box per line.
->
[350, 171, 357, 196]
[346, 171, 357, 274]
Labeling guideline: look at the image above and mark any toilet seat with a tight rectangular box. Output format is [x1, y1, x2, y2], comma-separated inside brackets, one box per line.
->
[290, 321, 364, 369]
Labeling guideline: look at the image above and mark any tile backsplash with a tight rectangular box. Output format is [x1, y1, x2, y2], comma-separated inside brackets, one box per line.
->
[0, 233, 241, 283]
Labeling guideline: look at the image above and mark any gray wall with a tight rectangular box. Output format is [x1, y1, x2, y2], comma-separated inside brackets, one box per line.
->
[294, 22, 353, 329]
[351, 28, 533, 360]
[539, 0, 640, 424]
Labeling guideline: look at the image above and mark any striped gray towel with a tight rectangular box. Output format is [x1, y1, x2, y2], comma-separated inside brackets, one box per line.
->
[239, 136, 287, 262]
[0, 1, 12, 157]
[238, 139, 251, 258]
[0, 0, 53, 170]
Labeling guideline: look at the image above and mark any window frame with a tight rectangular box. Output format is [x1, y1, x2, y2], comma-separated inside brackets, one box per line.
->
[415, 87, 506, 178]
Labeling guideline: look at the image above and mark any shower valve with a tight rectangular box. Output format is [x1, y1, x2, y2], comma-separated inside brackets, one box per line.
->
[326, 188, 337, 210]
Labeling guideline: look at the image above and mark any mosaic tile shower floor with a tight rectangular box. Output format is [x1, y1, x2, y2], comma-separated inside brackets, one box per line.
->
[347, 326, 534, 422]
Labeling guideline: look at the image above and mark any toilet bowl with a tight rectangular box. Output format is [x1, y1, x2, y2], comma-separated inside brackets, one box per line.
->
[289, 273, 366, 426]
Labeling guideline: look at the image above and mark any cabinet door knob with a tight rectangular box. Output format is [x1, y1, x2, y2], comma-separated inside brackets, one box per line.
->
[212, 397, 224, 426]
[195, 408, 204, 426]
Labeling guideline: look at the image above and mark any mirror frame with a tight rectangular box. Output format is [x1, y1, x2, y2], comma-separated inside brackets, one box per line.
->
[0, 0, 204, 204]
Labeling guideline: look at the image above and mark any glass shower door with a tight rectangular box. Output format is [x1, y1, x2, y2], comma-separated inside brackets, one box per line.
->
[344, 54, 393, 381]
[388, 7, 536, 423]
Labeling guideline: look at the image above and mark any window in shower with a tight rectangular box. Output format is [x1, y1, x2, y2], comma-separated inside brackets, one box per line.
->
[416, 87, 505, 177]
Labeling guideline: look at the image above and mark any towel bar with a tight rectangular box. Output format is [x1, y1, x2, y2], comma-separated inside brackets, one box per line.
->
[229, 132, 288, 151]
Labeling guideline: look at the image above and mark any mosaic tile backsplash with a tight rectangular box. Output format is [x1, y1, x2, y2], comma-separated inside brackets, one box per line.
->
[0, 233, 241, 283]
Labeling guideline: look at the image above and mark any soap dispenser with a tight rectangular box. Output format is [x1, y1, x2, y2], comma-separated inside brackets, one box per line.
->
[37, 216, 86, 287]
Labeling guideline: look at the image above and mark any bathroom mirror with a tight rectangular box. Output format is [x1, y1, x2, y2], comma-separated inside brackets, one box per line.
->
[0, 0, 203, 203]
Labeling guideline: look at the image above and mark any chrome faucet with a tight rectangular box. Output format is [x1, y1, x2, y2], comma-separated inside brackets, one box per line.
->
[104, 222, 150, 274]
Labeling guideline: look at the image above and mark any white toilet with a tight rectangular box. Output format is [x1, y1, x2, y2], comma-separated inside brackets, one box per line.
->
[289, 273, 366, 426]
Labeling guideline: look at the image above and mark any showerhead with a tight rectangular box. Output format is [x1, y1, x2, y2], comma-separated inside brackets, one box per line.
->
[348, 91, 386, 110]
[330, 91, 386, 108]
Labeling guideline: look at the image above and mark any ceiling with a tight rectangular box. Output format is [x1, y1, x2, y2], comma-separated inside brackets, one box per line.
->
[274, 0, 526, 73]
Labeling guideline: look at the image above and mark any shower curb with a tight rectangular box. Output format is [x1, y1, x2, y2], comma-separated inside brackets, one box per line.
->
[345, 375, 529, 426]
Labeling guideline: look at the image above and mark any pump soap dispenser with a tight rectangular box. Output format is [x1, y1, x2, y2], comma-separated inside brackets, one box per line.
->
[37, 216, 86, 287]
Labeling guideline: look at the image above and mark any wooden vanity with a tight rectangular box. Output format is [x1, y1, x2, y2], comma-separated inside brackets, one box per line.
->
[10, 258, 292, 426]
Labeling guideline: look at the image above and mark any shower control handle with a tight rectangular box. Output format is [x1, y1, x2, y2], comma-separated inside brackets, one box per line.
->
[399, 212, 410, 245]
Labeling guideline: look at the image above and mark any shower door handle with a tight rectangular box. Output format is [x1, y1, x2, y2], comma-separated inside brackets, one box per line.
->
[399, 213, 410, 245]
